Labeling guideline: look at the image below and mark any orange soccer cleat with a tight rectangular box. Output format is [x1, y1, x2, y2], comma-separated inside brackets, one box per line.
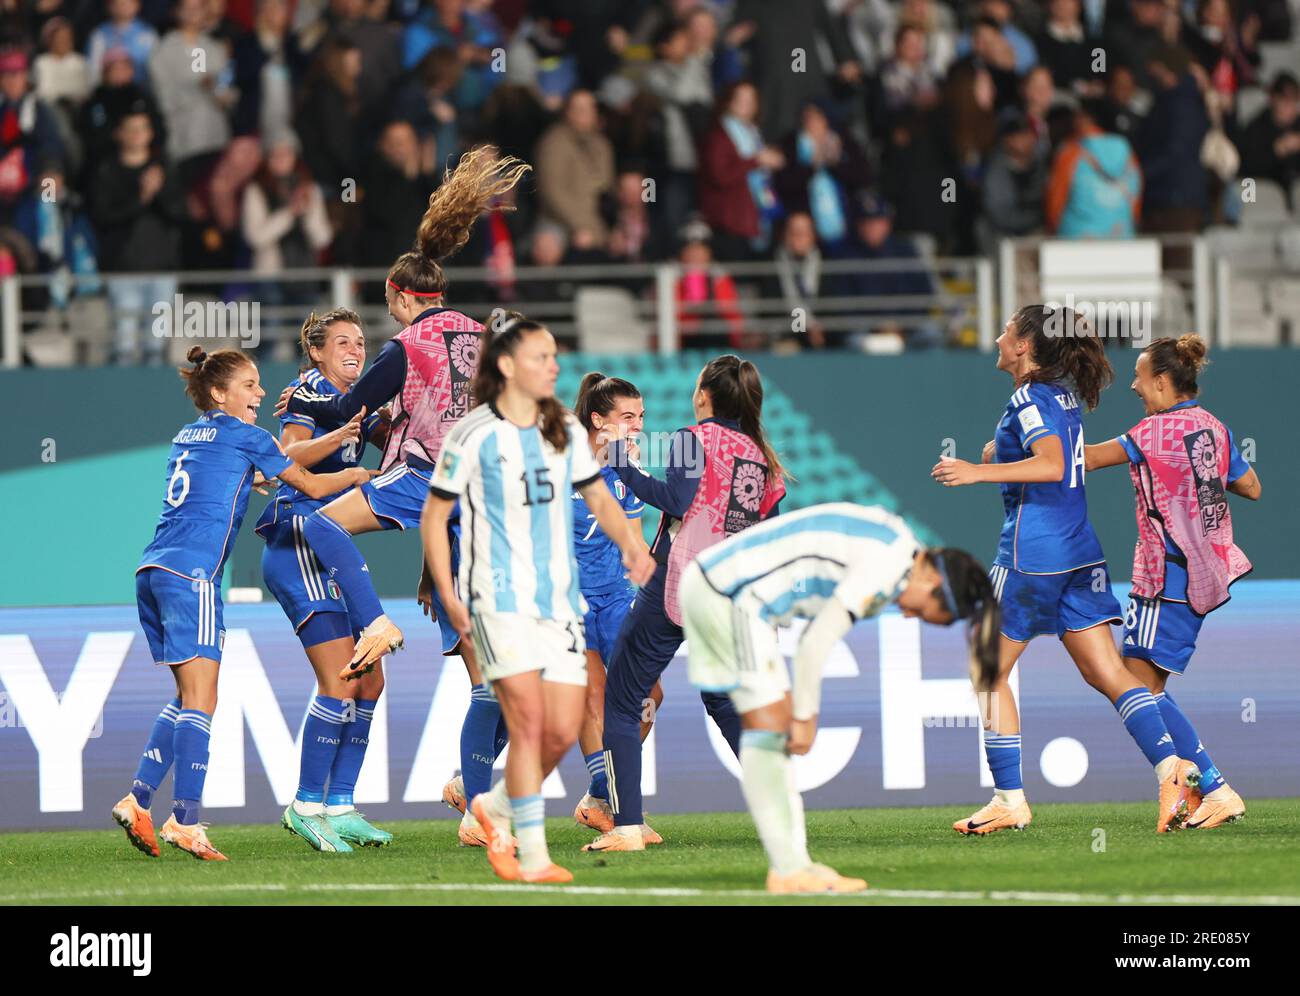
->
[766, 868, 837, 894]
[111, 794, 159, 857]
[953, 797, 1033, 835]
[1186, 787, 1246, 830]
[340, 616, 403, 680]
[582, 825, 645, 852]
[573, 793, 614, 833]
[1157, 759, 1201, 833]
[443, 776, 467, 815]
[808, 863, 868, 893]
[519, 863, 574, 884]
[158, 815, 228, 861]
[470, 794, 520, 881]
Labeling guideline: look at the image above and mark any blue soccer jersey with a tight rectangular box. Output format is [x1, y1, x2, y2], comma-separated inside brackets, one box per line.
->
[255, 368, 382, 532]
[139, 411, 293, 582]
[993, 380, 1104, 574]
[572, 465, 643, 596]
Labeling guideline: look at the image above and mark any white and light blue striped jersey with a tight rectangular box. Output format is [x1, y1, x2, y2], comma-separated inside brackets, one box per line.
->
[431, 404, 602, 621]
[695, 503, 918, 625]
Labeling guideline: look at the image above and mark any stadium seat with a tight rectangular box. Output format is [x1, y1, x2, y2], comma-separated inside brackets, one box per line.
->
[576, 287, 651, 354]
[1239, 179, 1291, 229]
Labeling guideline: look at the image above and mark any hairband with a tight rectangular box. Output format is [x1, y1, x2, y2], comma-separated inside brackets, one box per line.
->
[387, 279, 444, 298]
[931, 551, 961, 620]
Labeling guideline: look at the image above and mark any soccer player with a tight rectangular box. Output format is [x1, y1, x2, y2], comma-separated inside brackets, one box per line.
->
[273, 146, 530, 847]
[112, 347, 374, 861]
[1085, 334, 1259, 829]
[256, 310, 393, 852]
[422, 317, 656, 884]
[566, 372, 664, 836]
[682, 503, 999, 893]
[932, 306, 1199, 834]
[589, 355, 786, 853]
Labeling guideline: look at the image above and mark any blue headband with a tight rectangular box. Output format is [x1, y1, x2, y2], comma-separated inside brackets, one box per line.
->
[931, 551, 961, 620]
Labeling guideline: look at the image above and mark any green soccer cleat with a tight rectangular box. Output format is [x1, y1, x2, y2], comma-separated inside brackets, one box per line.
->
[325, 809, 394, 847]
[282, 804, 353, 853]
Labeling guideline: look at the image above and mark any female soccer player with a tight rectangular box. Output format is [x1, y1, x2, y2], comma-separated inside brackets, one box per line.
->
[1085, 334, 1259, 830]
[423, 317, 655, 884]
[932, 306, 1198, 834]
[112, 347, 374, 861]
[589, 354, 786, 853]
[682, 502, 999, 893]
[256, 310, 393, 852]
[566, 372, 665, 836]
[274, 146, 530, 846]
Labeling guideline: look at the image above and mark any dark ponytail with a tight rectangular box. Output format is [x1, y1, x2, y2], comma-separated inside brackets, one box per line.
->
[574, 371, 642, 430]
[1144, 333, 1208, 397]
[178, 345, 254, 412]
[472, 311, 569, 451]
[697, 354, 787, 482]
[1010, 304, 1113, 411]
[929, 547, 1000, 693]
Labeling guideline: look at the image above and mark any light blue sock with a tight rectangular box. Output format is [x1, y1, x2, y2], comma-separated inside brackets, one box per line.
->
[1156, 691, 1225, 793]
[1114, 688, 1178, 768]
[326, 698, 376, 807]
[983, 732, 1023, 790]
[461, 685, 502, 806]
[172, 709, 212, 825]
[584, 750, 609, 801]
[298, 695, 347, 804]
[132, 696, 180, 808]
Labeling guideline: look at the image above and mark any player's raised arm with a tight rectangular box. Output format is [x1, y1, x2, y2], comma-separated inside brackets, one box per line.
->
[281, 410, 366, 469]
[276, 459, 375, 499]
[933, 434, 1065, 486]
[1084, 439, 1129, 472]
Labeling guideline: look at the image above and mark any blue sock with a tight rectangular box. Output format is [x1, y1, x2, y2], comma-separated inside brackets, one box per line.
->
[701, 691, 742, 757]
[132, 696, 181, 807]
[297, 695, 347, 804]
[584, 750, 609, 801]
[461, 685, 502, 806]
[1156, 690, 1225, 793]
[493, 714, 509, 757]
[302, 511, 384, 627]
[172, 709, 212, 825]
[1114, 688, 1178, 768]
[327, 698, 376, 808]
[983, 732, 1024, 790]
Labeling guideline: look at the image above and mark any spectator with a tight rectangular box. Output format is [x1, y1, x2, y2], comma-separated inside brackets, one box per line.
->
[769, 211, 836, 349]
[1238, 71, 1300, 206]
[0, 49, 66, 225]
[14, 163, 99, 310]
[1105, 62, 1150, 143]
[391, 46, 463, 164]
[1045, 98, 1142, 238]
[1135, 45, 1210, 233]
[535, 89, 615, 250]
[896, 0, 959, 77]
[323, 0, 402, 119]
[1022, 65, 1055, 150]
[878, 24, 942, 119]
[697, 80, 785, 260]
[294, 37, 361, 196]
[774, 101, 871, 249]
[951, 17, 1021, 112]
[605, 168, 669, 265]
[402, 0, 502, 115]
[833, 192, 941, 350]
[1183, 0, 1260, 117]
[78, 49, 164, 184]
[981, 107, 1047, 248]
[230, 0, 304, 139]
[149, 0, 233, 187]
[955, 0, 1039, 75]
[674, 217, 747, 349]
[516, 221, 587, 306]
[945, 61, 999, 186]
[1106, 0, 1176, 91]
[90, 109, 185, 364]
[683, 5, 742, 91]
[1035, 0, 1096, 95]
[358, 119, 437, 268]
[35, 18, 90, 108]
[86, 0, 159, 88]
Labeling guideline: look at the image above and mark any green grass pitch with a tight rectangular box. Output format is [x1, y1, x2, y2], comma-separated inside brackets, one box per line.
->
[3, 800, 1297, 906]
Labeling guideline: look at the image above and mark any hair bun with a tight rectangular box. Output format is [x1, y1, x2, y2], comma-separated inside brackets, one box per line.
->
[186, 345, 208, 366]
[1175, 333, 1208, 372]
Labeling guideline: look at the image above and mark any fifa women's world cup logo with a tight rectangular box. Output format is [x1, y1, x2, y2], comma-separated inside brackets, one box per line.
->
[1184, 429, 1228, 534]
[725, 459, 766, 533]
[445, 330, 480, 419]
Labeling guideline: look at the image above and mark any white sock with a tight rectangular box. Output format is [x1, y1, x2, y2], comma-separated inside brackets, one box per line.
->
[510, 794, 549, 873]
[785, 755, 812, 867]
[739, 730, 803, 876]
[293, 799, 324, 817]
[324, 804, 354, 817]
[995, 788, 1027, 808]
[1155, 756, 1180, 783]
[487, 779, 510, 818]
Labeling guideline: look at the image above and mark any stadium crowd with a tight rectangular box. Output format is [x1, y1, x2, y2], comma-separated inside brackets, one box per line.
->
[0, 0, 1297, 359]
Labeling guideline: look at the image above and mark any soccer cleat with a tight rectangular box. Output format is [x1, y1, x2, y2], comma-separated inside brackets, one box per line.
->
[1186, 787, 1245, 830]
[457, 809, 514, 849]
[1157, 759, 1201, 833]
[159, 815, 228, 861]
[282, 804, 353, 853]
[519, 863, 573, 884]
[442, 775, 467, 815]
[766, 867, 836, 894]
[574, 793, 614, 833]
[470, 794, 520, 881]
[325, 809, 392, 846]
[341, 615, 402, 680]
[953, 797, 1032, 835]
[809, 863, 868, 893]
[111, 794, 159, 857]
[641, 823, 663, 845]
[582, 825, 645, 852]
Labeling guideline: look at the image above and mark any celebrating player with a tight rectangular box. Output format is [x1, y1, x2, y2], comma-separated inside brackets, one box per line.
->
[256, 310, 393, 852]
[422, 317, 655, 884]
[566, 372, 664, 835]
[932, 306, 1198, 834]
[589, 355, 786, 853]
[112, 347, 374, 861]
[1085, 334, 1259, 829]
[273, 147, 530, 846]
[682, 502, 999, 892]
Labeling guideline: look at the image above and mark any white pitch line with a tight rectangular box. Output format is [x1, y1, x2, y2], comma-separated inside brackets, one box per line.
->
[1, 882, 1297, 905]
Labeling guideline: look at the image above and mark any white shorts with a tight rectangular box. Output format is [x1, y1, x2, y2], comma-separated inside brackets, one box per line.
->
[681, 561, 789, 715]
[471, 611, 588, 688]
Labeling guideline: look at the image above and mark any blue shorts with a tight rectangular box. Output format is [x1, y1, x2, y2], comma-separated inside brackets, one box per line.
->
[136, 567, 225, 666]
[1122, 595, 1204, 675]
[583, 585, 637, 664]
[989, 563, 1123, 642]
[361, 462, 434, 530]
[260, 515, 365, 648]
